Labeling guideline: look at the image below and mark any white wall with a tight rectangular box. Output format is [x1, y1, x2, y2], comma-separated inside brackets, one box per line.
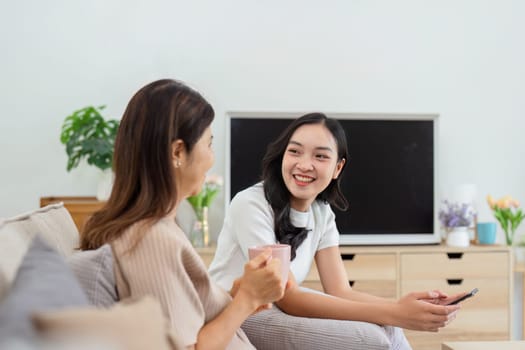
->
[0, 0, 525, 239]
[1, 0, 524, 338]
[1, 0, 524, 239]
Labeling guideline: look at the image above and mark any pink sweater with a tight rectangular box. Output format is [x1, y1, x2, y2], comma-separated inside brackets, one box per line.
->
[112, 217, 254, 349]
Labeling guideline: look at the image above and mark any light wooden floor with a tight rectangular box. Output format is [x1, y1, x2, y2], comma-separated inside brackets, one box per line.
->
[442, 340, 525, 350]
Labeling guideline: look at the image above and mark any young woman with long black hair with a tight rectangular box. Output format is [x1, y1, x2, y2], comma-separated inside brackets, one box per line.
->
[209, 112, 463, 350]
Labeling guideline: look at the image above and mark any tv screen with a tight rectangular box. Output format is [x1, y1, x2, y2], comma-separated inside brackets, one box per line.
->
[227, 113, 440, 245]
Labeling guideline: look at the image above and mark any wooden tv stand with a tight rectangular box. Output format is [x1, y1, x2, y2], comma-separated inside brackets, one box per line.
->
[198, 244, 512, 350]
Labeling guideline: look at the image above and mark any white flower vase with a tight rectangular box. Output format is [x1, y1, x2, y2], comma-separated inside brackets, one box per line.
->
[96, 169, 113, 201]
[190, 206, 210, 248]
[446, 226, 470, 247]
[514, 246, 525, 263]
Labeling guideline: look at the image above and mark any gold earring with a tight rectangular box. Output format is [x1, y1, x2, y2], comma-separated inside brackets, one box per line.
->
[175, 159, 181, 168]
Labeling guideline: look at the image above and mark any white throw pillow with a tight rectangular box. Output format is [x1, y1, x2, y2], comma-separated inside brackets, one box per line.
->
[0, 223, 32, 300]
[0, 203, 79, 301]
[1, 203, 79, 257]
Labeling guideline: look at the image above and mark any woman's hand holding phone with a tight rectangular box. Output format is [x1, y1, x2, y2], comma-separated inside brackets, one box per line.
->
[445, 288, 478, 305]
[418, 288, 478, 306]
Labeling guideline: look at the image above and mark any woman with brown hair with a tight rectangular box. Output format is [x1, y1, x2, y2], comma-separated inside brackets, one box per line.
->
[81, 79, 284, 349]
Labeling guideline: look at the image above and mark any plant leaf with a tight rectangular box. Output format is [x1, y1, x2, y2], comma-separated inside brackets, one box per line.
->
[60, 105, 118, 172]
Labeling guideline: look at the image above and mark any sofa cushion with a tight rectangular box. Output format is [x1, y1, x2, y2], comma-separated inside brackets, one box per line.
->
[1, 202, 79, 256]
[33, 296, 178, 350]
[0, 223, 31, 301]
[0, 203, 79, 300]
[68, 244, 118, 308]
[0, 235, 90, 345]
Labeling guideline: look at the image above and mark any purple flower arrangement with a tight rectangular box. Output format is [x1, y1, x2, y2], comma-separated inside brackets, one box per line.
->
[438, 200, 476, 228]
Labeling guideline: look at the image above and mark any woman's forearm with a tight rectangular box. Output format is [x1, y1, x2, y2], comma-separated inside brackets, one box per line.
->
[195, 292, 256, 350]
[332, 287, 396, 304]
[276, 288, 459, 332]
[275, 288, 396, 325]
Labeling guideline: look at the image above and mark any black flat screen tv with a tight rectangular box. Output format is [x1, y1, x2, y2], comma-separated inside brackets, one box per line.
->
[226, 112, 440, 245]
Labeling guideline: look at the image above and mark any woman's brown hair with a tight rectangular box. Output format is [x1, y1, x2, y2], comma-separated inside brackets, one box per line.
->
[80, 79, 214, 250]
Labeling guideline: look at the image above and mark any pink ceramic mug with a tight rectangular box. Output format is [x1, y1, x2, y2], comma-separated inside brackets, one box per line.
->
[248, 244, 291, 288]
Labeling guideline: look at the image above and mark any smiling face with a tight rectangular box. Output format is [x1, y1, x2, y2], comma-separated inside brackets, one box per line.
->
[281, 123, 345, 211]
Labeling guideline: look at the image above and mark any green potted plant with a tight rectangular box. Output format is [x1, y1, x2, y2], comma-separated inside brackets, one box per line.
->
[60, 105, 119, 200]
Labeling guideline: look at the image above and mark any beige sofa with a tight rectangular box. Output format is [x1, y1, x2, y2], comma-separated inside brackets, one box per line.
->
[0, 203, 176, 350]
[0, 203, 399, 350]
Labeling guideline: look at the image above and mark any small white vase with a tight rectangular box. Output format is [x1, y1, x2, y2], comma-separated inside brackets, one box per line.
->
[190, 206, 210, 248]
[514, 246, 525, 263]
[446, 226, 470, 247]
[96, 169, 113, 201]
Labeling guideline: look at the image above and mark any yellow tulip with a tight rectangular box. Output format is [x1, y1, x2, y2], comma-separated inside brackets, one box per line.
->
[502, 195, 513, 202]
[487, 195, 495, 209]
[487, 194, 524, 245]
[496, 198, 510, 209]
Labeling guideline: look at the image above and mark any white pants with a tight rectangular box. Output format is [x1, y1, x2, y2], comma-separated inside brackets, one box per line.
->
[242, 305, 412, 350]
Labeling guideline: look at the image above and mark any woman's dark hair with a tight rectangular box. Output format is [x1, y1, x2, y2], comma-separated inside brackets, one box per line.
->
[262, 112, 348, 260]
[81, 79, 214, 250]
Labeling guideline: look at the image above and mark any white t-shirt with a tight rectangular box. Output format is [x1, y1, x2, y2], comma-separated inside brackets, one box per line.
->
[209, 183, 340, 291]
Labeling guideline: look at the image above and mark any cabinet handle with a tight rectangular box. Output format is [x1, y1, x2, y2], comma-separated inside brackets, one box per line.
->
[446, 253, 464, 259]
[341, 254, 355, 260]
[446, 279, 463, 285]
[348, 280, 355, 287]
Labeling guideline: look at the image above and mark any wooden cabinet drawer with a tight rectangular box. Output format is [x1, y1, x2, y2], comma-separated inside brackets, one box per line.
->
[401, 252, 510, 280]
[306, 253, 397, 280]
[403, 278, 510, 350]
[352, 280, 396, 298]
[301, 280, 397, 298]
[304, 253, 397, 298]
[300, 280, 396, 298]
[343, 253, 397, 280]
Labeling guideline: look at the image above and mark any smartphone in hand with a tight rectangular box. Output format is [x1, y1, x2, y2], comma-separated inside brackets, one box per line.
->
[446, 288, 479, 305]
